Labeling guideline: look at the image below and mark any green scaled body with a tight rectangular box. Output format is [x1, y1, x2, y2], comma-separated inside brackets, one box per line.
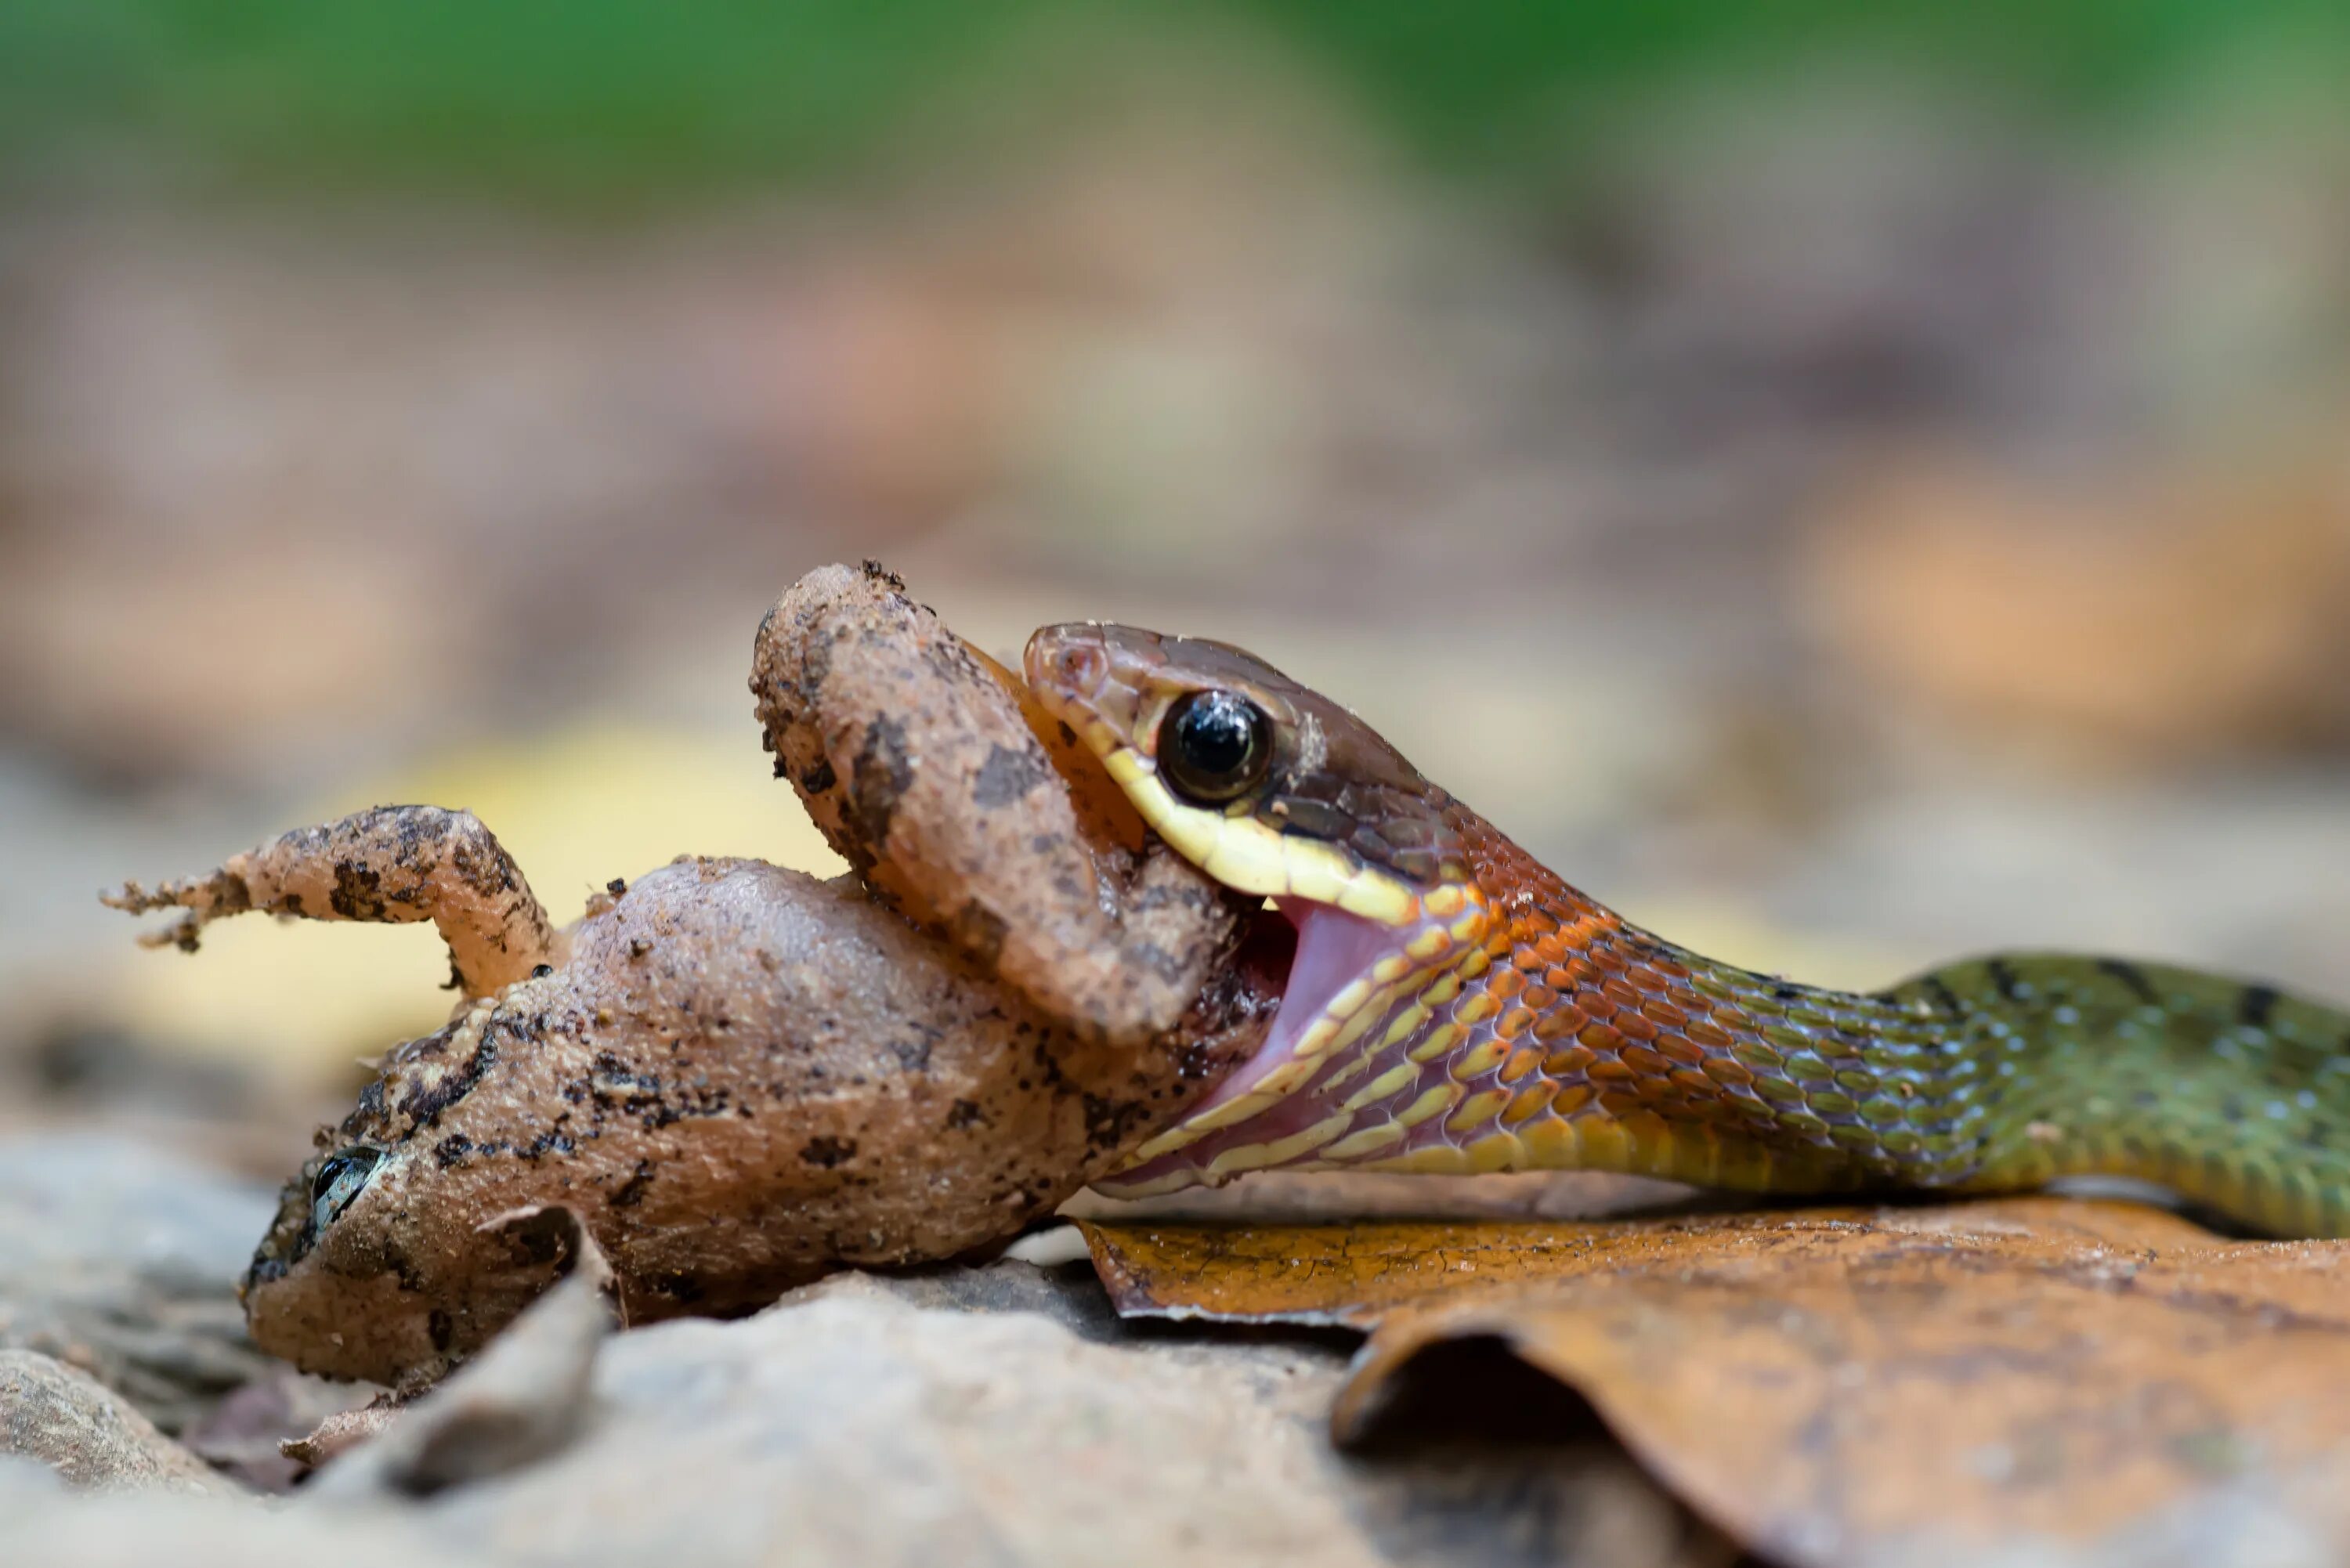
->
[1873, 953, 2350, 1234]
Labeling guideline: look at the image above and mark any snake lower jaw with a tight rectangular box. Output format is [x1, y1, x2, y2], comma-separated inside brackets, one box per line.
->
[1101, 895, 1462, 1194]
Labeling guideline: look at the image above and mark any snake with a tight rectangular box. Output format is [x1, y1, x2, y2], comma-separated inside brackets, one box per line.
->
[1021, 623, 2350, 1237]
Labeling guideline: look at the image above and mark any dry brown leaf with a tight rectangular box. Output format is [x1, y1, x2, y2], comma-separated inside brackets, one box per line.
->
[1081, 1198, 2350, 1566]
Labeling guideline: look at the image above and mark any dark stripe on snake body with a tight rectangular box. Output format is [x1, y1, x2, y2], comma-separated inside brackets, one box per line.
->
[1922, 975, 1965, 1017]
[2098, 959, 2160, 1006]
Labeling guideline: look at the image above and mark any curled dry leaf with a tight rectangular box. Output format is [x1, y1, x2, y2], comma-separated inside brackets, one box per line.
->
[1082, 1197, 2350, 1567]
[280, 1400, 403, 1475]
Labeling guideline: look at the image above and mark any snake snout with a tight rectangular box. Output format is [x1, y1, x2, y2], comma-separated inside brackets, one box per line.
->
[1024, 624, 1110, 702]
[1025, 623, 1169, 754]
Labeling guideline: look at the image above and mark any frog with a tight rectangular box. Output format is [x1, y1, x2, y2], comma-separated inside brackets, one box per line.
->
[107, 564, 1283, 1386]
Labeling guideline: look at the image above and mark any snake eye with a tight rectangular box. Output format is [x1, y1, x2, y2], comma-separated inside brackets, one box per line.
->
[1159, 690, 1272, 804]
[310, 1146, 383, 1234]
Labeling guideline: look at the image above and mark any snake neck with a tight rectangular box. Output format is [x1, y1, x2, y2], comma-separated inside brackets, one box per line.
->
[1455, 809, 2350, 1234]
[1106, 804, 1961, 1197]
[1433, 806, 1969, 1189]
[1104, 804, 2350, 1235]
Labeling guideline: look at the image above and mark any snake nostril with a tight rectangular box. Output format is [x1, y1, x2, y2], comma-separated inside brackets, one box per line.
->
[1026, 627, 1107, 697]
[1055, 642, 1105, 692]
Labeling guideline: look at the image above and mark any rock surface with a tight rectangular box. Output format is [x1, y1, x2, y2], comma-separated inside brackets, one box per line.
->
[0, 1133, 280, 1433]
[0, 1125, 1704, 1566]
[5, 1126, 2341, 1568]
[0, 1349, 223, 1494]
[0, 1243, 1705, 1568]
[302, 1263, 1697, 1568]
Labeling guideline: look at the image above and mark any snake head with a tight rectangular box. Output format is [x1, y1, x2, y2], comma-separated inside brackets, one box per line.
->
[1025, 623, 1495, 1191]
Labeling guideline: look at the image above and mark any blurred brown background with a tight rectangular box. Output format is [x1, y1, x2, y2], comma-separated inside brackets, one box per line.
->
[3, 2, 2347, 1145]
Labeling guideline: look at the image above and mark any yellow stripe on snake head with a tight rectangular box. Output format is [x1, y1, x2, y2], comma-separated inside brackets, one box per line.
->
[1108, 750, 1418, 926]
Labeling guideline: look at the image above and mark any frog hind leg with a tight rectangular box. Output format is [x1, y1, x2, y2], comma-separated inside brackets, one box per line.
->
[104, 804, 560, 998]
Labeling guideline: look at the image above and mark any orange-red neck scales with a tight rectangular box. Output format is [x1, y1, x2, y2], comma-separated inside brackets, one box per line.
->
[1103, 803, 1960, 1196]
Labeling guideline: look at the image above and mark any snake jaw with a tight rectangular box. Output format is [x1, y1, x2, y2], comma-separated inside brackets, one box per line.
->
[1102, 745, 1423, 927]
[1076, 748, 1473, 1184]
[1103, 890, 1482, 1191]
[1025, 620, 1494, 1193]
[1029, 623, 1423, 926]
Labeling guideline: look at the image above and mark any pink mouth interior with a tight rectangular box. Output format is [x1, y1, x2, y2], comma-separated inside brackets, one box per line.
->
[1186, 897, 1400, 1118]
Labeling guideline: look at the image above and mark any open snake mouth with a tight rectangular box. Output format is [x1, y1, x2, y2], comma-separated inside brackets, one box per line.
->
[1023, 619, 1488, 1195]
[1193, 899, 1413, 1120]
[1105, 889, 1471, 1194]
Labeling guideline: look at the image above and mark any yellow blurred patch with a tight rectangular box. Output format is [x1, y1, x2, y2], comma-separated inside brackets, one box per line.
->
[1611, 897, 1921, 996]
[112, 725, 845, 1086]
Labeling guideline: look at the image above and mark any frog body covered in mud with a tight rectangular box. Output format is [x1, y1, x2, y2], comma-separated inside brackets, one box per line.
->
[110, 566, 1278, 1383]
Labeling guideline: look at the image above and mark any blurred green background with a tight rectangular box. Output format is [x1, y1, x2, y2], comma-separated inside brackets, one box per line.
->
[7, 2, 2348, 197]
[2, 1, 2347, 1152]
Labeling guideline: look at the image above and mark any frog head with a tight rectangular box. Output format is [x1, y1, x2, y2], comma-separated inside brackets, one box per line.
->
[240, 1003, 586, 1385]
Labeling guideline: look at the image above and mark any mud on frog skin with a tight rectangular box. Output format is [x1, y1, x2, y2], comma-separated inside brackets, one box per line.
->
[108, 565, 1277, 1386]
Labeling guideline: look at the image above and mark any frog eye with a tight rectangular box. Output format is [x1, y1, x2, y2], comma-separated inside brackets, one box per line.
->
[310, 1146, 383, 1234]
